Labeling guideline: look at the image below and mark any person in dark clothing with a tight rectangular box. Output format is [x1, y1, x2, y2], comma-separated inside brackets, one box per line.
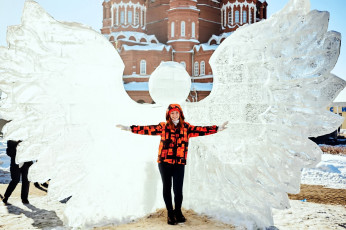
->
[1, 140, 33, 205]
[117, 104, 228, 225]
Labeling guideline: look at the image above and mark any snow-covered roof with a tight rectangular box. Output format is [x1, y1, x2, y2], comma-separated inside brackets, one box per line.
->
[124, 82, 213, 91]
[104, 31, 159, 44]
[122, 44, 171, 52]
[207, 32, 233, 45]
[167, 38, 199, 44]
[123, 74, 150, 79]
[191, 75, 213, 80]
[194, 44, 218, 52]
[168, 6, 200, 12]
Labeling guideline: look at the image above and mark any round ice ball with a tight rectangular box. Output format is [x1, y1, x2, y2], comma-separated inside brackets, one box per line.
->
[149, 61, 191, 105]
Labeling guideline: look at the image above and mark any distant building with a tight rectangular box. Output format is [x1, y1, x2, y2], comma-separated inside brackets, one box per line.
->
[328, 103, 346, 130]
[101, 0, 268, 103]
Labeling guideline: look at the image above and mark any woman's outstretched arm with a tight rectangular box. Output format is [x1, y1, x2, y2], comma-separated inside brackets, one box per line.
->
[188, 121, 228, 137]
[116, 122, 164, 136]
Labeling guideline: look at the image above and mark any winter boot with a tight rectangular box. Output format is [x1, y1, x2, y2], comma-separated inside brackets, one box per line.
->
[1, 194, 9, 205]
[174, 209, 186, 223]
[167, 210, 177, 225]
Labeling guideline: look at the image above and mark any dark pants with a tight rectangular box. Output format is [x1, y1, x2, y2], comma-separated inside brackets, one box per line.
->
[158, 162, 185, 211]
[4, 162, 32, 201]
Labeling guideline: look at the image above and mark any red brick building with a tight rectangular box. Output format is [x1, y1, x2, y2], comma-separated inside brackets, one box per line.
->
[101, 0, 267, 103]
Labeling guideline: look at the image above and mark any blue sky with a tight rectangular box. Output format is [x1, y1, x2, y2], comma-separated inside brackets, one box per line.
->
[0, 0, 345, 100]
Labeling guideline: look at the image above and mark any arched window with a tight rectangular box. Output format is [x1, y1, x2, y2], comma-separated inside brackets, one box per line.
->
[200, 61, 205, 75]
[180, 61, 186, 69]
[120, 11, 125, 24]
[112, 9, 115, 26]
[128, 11, 133, 24]
[140, 60, 146, 75]
[191, 22, 195, 38]
[181, 21, 185, 37]
[141, 10, 144, 26]
[135, 12, 139, 25]
[249, 10, 252, 24]
[115, 9, 119, 26]
[235, 10, 240, 23]
[171, 22, 175, 37]
[228, 11, 232, 24]
[194, 61, 199, 76]
[243, 11, 247, 23]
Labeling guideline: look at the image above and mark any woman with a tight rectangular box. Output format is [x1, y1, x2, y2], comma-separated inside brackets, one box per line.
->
[116, 104, 228, 225]
[1, 140, 33, 205]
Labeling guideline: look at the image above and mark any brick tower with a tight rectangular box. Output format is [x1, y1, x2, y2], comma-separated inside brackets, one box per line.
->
[167, 0, 200, 74]
[100, 0, 268, 103]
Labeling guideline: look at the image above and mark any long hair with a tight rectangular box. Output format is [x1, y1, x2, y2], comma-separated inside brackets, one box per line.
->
[167, 116, 184, 130]
[166, 104, 185, 129]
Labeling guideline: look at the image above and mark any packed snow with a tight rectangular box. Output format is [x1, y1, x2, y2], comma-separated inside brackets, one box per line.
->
[301, 153, 346, 189]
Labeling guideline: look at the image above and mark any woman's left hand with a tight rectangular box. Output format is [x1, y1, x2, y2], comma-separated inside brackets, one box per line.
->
[218, 121, 229, 132]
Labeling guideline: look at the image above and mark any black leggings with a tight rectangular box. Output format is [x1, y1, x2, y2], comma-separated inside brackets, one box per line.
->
[4, 161, 32, 201]
[158, 162, 185, 211]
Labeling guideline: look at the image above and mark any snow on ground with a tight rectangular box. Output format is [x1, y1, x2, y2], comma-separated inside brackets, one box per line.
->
[272, 200, 346, 230]
[0, 196, 65, 230]
[301, 154, 346, 189]
[0, 139, 345, 229]
[0, 194, 345, 230]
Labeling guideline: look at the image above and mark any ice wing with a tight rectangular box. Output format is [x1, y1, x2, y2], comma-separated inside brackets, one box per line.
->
[182, 0, 345, 228]
[0, 0, 165, 227]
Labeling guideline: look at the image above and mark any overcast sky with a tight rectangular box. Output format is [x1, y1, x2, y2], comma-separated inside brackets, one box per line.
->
[0, 0, 345, 100]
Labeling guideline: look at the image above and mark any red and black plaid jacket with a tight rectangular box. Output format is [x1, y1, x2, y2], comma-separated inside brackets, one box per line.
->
[131, 122, 218, 165]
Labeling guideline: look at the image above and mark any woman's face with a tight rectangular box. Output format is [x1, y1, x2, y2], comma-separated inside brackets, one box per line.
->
[170, 111, 180, 121]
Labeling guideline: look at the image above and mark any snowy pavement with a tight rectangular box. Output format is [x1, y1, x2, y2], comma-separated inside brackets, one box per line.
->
[0, 196, 345, 230]
[272, 200, 346, 230]
[0, 139, 345, 229]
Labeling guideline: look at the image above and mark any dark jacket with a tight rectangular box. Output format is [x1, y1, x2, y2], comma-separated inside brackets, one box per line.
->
[6, 140, 21, 166]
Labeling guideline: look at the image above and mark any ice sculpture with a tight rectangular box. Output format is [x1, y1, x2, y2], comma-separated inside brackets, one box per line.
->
[0, 0, 344, 229]
[149, 61, 191, 105]
[0, 0, 166, 228]
[181, 0, 345, 228]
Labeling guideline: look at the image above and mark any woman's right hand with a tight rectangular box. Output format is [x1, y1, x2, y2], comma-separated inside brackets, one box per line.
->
[116, 124, 131, 131]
